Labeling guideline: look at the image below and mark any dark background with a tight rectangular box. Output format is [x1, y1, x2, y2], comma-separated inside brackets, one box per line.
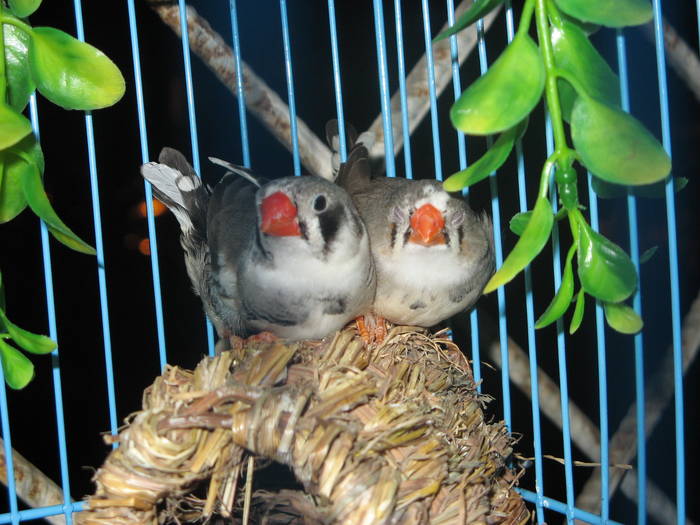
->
[0, 1, 698, 523]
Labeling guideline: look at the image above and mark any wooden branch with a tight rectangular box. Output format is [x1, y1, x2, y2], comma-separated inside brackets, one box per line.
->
[641, 19, 700, 102]
[365, 3, 502, 164]
[148, 1, 500, 180]
[146, 2, 334, 180]
[486, 288, 700, 525]
[574, 289, 700, 522]
[0, 438, 67, 524]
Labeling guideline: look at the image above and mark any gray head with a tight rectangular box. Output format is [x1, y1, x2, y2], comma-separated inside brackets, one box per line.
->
[385, 180, 477, 254]
[255, 176, 366, 261]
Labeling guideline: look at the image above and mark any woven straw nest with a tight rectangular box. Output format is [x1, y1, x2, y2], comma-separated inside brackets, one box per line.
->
[77, 325, 531, 524]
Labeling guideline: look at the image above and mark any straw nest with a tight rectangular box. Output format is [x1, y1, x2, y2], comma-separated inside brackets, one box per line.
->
[77, 325, 530, 524]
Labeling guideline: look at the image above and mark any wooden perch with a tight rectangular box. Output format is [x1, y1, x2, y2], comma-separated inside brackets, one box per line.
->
[574, 289, 700, 523]
[0, 438, 67, 525]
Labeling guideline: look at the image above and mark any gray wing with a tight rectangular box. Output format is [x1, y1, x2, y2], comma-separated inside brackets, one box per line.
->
[205, 172, 263, 337]
[141, 148, 228, 336]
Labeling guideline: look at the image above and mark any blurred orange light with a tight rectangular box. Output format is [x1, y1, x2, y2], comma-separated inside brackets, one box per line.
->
[138, 238, 151, 256]
[137, 199, 167, 218]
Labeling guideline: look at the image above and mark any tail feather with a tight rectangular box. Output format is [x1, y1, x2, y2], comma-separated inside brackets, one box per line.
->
[140, 148, 226, 336]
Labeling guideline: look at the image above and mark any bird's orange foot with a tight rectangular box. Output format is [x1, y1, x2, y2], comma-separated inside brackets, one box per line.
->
[247, 331, 278, 344]
[355, 314, 388, 345]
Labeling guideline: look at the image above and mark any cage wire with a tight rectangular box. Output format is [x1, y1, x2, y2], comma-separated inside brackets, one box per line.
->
[0, 0, 698, 524]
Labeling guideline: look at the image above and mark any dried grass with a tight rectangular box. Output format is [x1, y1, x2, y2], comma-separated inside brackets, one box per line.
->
[77, 326, 530, 524]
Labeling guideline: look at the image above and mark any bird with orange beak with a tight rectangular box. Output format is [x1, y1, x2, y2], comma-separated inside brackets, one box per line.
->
[141, 148, 375, 343]
[333, 138, 494, 338]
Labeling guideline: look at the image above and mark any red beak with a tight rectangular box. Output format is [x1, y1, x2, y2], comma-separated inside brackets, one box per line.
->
[409, 203, 446, 246]
[260, 191, 301, 237]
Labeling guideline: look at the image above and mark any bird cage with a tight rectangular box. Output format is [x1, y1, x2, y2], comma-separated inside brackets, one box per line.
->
[0, 1, 697, 524]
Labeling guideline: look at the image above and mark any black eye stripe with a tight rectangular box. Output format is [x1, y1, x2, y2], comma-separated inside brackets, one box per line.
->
[319, 203, 342, 253]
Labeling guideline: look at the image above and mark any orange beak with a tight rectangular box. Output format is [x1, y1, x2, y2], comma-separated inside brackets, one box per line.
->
[260, 191, 302, 237]
[409, 203, 446, 246]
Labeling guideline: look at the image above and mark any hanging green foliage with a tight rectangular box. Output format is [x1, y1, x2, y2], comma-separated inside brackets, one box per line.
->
[0, 2, 124, 388]
[438, 0, 673, 335]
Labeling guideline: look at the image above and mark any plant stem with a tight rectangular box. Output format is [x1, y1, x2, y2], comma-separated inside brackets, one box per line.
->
[534, 0, 569, 159]
[516, 0, 536, 39]
[539, 152, 557, 199]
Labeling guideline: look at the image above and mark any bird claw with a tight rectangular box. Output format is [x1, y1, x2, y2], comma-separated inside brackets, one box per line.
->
[247, 331, 279, 344]
[355, 314, 388, 345]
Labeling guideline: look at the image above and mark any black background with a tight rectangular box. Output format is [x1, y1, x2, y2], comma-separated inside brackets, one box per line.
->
[0, 1, 698, 523]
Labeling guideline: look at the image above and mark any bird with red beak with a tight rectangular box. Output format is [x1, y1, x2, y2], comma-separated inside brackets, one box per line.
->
[330, 123, 494, 341]
[141, 148, 375, 345]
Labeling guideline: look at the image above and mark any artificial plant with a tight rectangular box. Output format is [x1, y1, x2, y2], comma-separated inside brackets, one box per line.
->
[0, 0, 125, 388]
[436, 0, 677, 335]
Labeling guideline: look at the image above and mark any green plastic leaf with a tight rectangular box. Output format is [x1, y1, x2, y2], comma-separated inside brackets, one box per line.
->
[444, 118, 528, 191]
[450, 34, 544, 135]
[569, 288, 585, 334]
[560, 12, 600, 35]
[4, 23, 35, 112]
[509, 211, 532, 236]
[0, 102, 32, 150]
[22, 162, 96, 254]
[29, 27, 125, 110]
[433, 0, 504, 42]
[0, 135, 44, 223]
[0, 310, 55, 354]
[640, 246, 657, 264]
[591, 176, 686, 199]
[571, 96, 671, 186]
[8, 0, 42, 17]
[554, 0, 653, 27]
[0, 339, 35, 389]
[551, 20, 620, 121]
[604, 302, 643, 334]
[484, 195, 553, 293]
[510, 207, 566, 236]
[576, 216, 636, 302]
[535, 244, 576, 329]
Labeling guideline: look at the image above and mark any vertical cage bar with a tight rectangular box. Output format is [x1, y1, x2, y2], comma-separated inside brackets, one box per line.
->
[502, 0, 546, 518]
[327, 0, 347, 163]
[28, 95, 74, 524]
[586, 176, 609, 521]
[444, 0, 482, 391]
[615, 29, 647, 524]
[0, 368, 19, 524]
[393, 0, 413, 179]
[544, 118, 575, 522]
[371, 0, 396, 178]
[475, 19, 512, 430]
[72, 0, 119, 444]
[229, 0, 251, 169]
[126, 0, 168, 370]
[651, 1, 685, 522]
[279, 0, 302, 176]
[176, 0, 216, 356]
[420, 0, 443, 181]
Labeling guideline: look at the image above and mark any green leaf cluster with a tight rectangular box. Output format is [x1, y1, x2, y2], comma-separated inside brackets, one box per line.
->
[0, 0, 125, 388]
[438, 0, 662, 335]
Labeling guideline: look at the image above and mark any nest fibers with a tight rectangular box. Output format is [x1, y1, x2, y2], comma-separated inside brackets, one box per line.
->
[78, 326, 530, 524]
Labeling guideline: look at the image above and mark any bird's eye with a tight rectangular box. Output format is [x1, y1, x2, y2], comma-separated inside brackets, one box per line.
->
[313, 195, 327, 212]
